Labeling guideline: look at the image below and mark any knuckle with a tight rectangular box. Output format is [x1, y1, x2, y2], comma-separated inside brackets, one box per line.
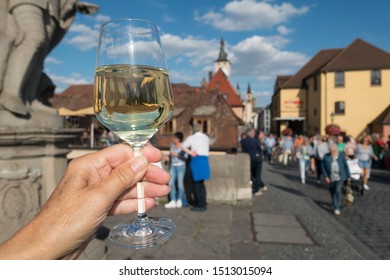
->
[116, 166, 134, 187]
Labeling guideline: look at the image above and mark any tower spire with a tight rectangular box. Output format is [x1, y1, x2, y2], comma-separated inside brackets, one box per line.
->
[214, 37, 231, 77]
[216, 37, 228, 62]
[247, 83, 252, 94]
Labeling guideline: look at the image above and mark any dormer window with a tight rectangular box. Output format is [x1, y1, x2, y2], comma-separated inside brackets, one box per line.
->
[195, 118, 210, 135]
[161, 119, 175, 134]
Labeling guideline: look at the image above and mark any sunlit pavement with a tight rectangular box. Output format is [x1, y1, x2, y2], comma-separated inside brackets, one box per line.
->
[98, 161, 388, 260]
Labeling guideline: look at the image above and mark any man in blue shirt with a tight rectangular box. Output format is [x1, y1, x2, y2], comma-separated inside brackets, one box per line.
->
[240, 129, 267, 196]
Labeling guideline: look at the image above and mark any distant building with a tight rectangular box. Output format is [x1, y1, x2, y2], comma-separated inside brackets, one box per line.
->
[52, 38, 259, 151]
[156, 84, 243, 152]
[242, 83, 254, 125]
[272, 38, 390, 139]
[258, 105, 271, 134]
[206, 38, 255, 125]
[52, 83, 243, 152]
[207, 68, 244, 120]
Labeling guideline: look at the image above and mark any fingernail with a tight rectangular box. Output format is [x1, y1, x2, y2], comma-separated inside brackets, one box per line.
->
[130, 156, 148, 173]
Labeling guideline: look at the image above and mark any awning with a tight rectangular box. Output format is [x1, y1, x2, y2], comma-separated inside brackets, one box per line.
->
[58, 107, 94, 116]
[274, 116, 305, 121]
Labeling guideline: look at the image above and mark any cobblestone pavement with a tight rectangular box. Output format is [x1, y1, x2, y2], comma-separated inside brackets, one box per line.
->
[267, 160, 390, 260]
[99, 161, 382, 260]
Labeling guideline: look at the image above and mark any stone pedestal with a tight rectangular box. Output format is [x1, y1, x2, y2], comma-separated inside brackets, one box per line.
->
[0, 123, 109, 259]
[0, 125, 83, 243]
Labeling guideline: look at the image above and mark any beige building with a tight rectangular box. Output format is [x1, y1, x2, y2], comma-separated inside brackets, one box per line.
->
[272, 38, 390, 139]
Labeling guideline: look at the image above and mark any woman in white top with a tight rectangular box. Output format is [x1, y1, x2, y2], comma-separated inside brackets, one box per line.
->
[356, 136, 377, 190]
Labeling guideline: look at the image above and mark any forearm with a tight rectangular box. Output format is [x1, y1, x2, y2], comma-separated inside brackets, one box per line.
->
[0, 217, 55, 259]
[0, 213, 78, 260]
[181, 145, 192, 155]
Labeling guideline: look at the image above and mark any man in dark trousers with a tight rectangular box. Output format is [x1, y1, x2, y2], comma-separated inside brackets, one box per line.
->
[182, 123, 210, 211]
[240, 129, 267, 196]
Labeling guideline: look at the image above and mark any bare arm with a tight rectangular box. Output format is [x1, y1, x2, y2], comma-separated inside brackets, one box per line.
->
[0, 144, 170, 259]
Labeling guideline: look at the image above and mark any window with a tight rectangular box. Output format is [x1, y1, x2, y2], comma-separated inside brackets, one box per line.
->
[371, 70, 381, 86]
[195, 118, 210, 134]
[313, 108, 317, 116]
[161, 119, 175, 134]
[65, 116, 80, 128]
[335, 101, 345, 115]
[335, 72, 344, 87]
[313, 75, 318, 91]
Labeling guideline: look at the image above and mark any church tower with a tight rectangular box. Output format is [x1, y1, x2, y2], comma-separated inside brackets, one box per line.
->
[244, 83, 253, 125]
[214, 38, 231, 77]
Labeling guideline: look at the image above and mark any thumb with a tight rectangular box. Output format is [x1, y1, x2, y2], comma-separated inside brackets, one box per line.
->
[98, 156, 148, 201]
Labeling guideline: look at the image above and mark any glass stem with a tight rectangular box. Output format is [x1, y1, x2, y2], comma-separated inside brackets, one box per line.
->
[133, 146, 147, 218]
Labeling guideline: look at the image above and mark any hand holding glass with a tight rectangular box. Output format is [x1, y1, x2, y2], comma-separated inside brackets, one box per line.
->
[94, 19, 175, 249]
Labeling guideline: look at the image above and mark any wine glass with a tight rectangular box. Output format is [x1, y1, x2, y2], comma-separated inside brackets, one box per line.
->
[94, 19, 175, 249]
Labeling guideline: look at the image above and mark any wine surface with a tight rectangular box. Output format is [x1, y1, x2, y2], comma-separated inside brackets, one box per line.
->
[94, 64, 174, 146]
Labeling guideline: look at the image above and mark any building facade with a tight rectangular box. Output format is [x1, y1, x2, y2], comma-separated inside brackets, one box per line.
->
[258, 105, 271, 134]
[272, 38, 390, 139]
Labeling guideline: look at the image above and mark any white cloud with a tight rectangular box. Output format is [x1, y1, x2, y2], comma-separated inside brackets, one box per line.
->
[230, 35, 308, 81]
[94, 14, 111, 23]
[67, 23, 99, 50]
[161, 34, 219, 67]
[196, 0, 309, 31]
[65, 23, 99, 51]
[45, 56, 63, 64]
[49, 72, 91, 92]
[160, 33, 307, 83]
[277, 25, 293, 35]
[66, 13, 111, 51]
[254, 91, 272, 97]
[169, 69, 203, 84]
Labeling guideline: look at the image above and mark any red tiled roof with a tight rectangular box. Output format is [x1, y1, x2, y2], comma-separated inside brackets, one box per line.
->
[323, 38, 390, 72]
[51, 84, 93, 111]
[207, 69, 244, 107]
[155, 84, 243, 150]
[52, 83, 242, 150]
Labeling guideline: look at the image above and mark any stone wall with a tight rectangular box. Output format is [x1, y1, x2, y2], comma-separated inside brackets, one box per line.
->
[206, 153, 251, 203]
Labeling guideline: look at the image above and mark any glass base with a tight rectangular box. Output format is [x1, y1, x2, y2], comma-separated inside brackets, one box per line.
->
[109, 216, 176, 249]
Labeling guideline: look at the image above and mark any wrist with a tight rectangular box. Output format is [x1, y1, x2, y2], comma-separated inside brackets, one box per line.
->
[0, 213, 65, 259]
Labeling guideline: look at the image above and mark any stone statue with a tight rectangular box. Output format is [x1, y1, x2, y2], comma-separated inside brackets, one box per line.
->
[0, 0, 98, 116]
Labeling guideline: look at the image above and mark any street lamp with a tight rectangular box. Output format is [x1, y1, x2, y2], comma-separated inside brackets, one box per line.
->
[330, 112, 335, 124]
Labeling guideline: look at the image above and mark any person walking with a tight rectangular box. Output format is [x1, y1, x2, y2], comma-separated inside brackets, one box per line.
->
[165, 132, 189, 209]
[264, 134, 276, 163]
[345, 136, 357, 159]
[182, 123, 210, 212]
[321, 142, 351, 216]
[282, 135, 294, 166]
[315, 136, 329, 183]
[337, 135, 346, 154]
[356, 135, 377, 190]
[296, 137, 314, 184]
[240, 129, 267, 196]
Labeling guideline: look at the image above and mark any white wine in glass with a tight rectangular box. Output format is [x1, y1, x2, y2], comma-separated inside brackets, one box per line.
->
[94, 19, 175, 249]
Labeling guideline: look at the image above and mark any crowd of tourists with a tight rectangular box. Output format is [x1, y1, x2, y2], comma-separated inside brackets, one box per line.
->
[240, 129, 390, 216]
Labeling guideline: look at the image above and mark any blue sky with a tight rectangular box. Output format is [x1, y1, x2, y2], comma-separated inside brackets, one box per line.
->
[45, 0, 390, 107]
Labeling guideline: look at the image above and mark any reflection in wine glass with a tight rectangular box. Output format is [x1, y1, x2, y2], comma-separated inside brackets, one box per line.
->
[94, 19, 175, 249]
